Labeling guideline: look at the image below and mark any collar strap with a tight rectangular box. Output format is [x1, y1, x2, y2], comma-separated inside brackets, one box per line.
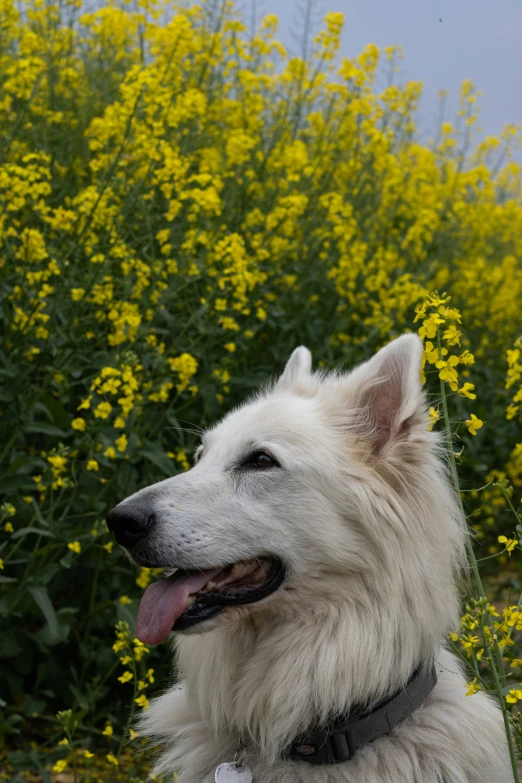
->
[284, 661, 437, 765]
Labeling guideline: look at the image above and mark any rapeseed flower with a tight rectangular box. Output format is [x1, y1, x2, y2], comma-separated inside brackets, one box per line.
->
[498, 535, 518, 554]
[465, 678, 481, 696]
[465, 414, 484, 436]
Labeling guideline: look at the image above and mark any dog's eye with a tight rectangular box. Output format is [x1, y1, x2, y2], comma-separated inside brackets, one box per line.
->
[248, 451, 278, 469]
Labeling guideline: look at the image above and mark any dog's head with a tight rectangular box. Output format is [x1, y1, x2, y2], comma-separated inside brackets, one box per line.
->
[107, 335, 464, 648]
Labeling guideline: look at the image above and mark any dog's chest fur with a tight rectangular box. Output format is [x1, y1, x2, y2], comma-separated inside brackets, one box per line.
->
[140, 647, 511, 783]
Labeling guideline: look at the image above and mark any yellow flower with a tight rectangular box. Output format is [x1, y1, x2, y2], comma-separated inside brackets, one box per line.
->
[506, 689, 522, 704]
[106, 753, 119, 766]
[102, 723, 113, 737]
[58, 737, 69, 746]
[129, 729, 139, 740]
[68, 541, 81, 554]
[94, 401, 112, 419]
[104, 541, 114, 553]
[224, 342, 236, 352]
[428, 407, 440, 431]
[118, 670, 133, 683]
[457, 383, 476, 400]
[71, 417, 86, 431]
[119, 595, 132, 605]
[465, 413, 484, 436]
[86, 459, 99, 471]
[168, 353, 198, 393]
[136, 567, 152, 588]
[114, 417, 125, 429]
[135, 694, 150, 709]
[442, 324, 461, 346]
[71, 288, 85, 301]
[84, 749, 94, 758]
[436, 355, 459, 389]
[5, 522, 14, 533]
[418, 312, 445, 340]
[459, 350, 475, 366]
[105, 446, 116, 458]
[1, 503, 15, 516]
[219, 316, 240, 332]
[465, 677, 481, 696]
[461, 634, 479, 649]
[133, 638, 150, 661]
[53, 759, 67, 773]
[498, 535, 518, 554]
[115, 433, 128, 452]
[77, 396, 92, 410]
[449, 631, 459, 642]
[256, 307, 267, 321]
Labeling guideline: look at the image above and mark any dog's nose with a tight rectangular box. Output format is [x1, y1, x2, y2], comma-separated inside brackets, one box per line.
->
[106, 501, 155, 549]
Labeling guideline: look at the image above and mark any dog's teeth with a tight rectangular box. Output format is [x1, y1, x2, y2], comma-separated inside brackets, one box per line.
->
[185, 596, 195, 608]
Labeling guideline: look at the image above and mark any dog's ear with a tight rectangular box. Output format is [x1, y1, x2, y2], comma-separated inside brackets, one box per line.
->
[278, 346, 312, 390]
[348, 334, 426, 457]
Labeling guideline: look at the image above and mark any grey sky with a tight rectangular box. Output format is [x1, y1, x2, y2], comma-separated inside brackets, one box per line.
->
[253, 0, 521, 153]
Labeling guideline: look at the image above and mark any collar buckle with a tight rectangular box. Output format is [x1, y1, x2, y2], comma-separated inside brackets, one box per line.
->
[287, 727, 354, 765]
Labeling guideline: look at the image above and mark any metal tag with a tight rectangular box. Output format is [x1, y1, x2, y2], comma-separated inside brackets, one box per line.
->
[214, 761, 253, 783]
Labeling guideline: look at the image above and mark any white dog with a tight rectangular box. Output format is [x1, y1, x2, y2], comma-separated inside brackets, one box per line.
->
[107, 335, 511, 783]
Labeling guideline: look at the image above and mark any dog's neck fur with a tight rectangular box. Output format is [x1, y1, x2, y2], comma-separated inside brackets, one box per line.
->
[177, 607, 427, 762]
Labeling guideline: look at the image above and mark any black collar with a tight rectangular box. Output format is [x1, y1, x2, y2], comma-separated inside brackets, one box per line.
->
[284, 661, 437, 765]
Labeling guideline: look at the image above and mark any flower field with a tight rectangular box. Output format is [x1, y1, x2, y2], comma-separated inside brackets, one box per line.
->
[1, 0, 522, 780]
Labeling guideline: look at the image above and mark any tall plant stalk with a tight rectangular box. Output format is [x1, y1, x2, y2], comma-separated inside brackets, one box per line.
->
[437, 328, 521, 783]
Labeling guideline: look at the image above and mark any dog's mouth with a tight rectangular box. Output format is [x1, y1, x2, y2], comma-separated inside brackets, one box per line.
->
[136, 556, 285, 644]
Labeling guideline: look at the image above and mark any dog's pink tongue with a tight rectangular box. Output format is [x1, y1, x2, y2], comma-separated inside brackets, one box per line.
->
[136, 568, 220, 645]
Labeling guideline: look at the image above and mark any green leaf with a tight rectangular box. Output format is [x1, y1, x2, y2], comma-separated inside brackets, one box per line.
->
[0, 633, 23, 658]
[28, 563, 59, 586]
[59, 551, 74, 569]
[39, 394, 72, 431]
[11, 527, 54, 540]
[31, 499, 49, 527]
[0, 576, 17, 584]
[140, 448, 174, 477]
[27, 585, 58, 641]
[24, 423, 69, 437]
[0, 476, 35, 494]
